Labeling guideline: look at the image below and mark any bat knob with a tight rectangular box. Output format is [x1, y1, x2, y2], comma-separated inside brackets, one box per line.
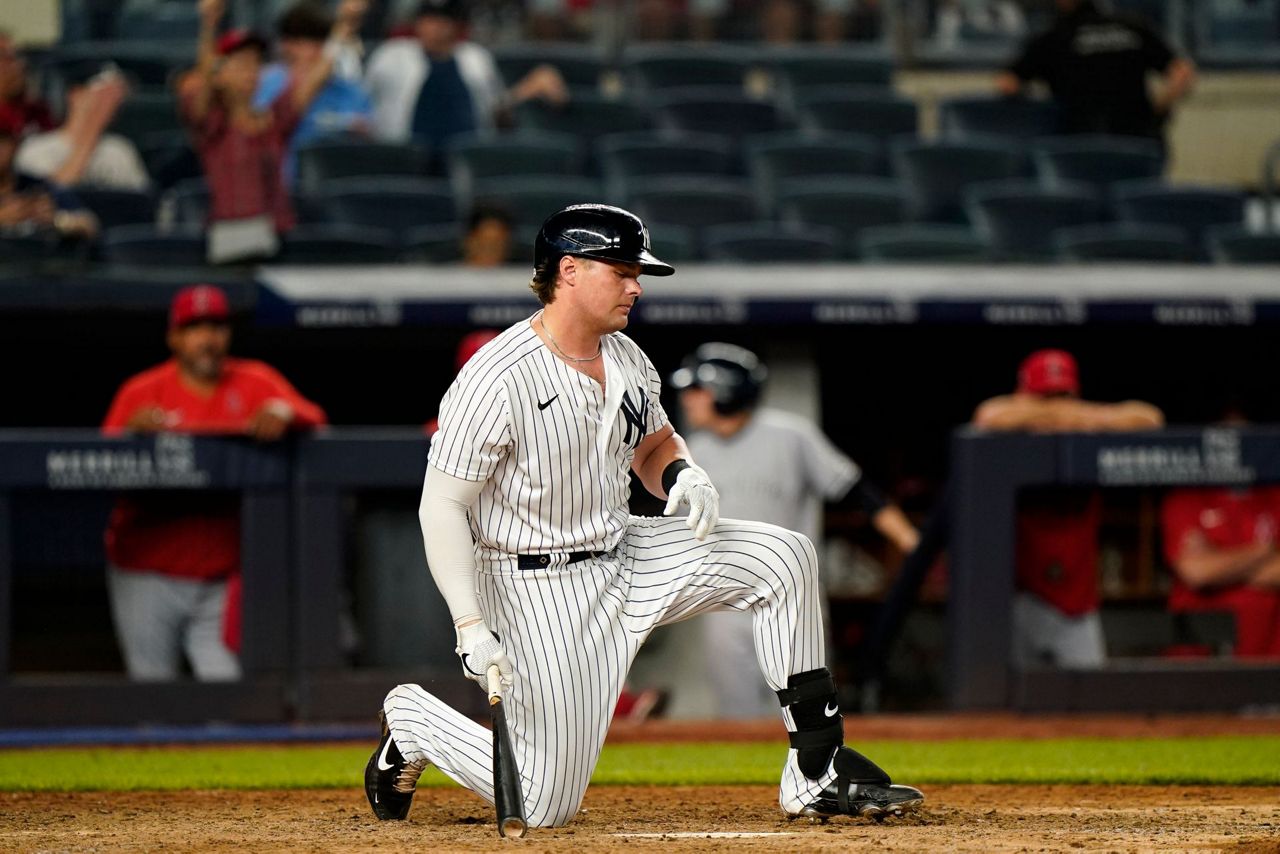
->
[499, 816, 528, 839]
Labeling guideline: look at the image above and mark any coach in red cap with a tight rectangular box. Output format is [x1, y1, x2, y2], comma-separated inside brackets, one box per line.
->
[101, 285, 326, 681]
[973, 349, 1164, 669]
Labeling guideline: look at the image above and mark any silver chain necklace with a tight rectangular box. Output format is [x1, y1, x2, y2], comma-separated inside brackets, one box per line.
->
[539, 314, 601, 363]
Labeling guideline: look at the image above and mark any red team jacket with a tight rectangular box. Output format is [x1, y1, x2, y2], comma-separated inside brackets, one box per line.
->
[1161, 487, 1280, 658]
[102, 357, 327, 581]
[1016, 492, 1104, 617]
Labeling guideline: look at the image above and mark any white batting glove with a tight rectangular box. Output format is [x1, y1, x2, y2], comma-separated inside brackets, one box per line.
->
[663, 463, 720, 540]
[455, 622, 513, 689]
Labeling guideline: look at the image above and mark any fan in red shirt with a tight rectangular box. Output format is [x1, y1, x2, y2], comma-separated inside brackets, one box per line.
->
[102, 284, 326, 681]
[973, 349, 1164, 668]
[1162, 476, 1280, 659]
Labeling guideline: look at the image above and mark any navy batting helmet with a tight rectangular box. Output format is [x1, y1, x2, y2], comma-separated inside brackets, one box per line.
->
[668, 343, 768, 415]
[534, 204, 675, 276]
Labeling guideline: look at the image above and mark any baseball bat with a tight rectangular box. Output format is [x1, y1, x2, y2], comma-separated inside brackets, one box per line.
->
[488, 664, 527, 839]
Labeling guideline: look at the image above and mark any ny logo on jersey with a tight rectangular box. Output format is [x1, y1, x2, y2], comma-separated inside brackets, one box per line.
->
[620, 387, 648, 448]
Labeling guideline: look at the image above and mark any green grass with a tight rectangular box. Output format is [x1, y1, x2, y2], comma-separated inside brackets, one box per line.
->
[1, 737, 1277, 792]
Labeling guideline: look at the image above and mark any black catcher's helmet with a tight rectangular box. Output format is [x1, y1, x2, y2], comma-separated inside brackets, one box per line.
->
[534, 203, 675, 276]
[668, 342, 768, 415]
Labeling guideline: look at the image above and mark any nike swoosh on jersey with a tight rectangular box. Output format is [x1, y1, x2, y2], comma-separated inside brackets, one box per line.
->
[377, 737, 396, 771]
[824, 703, 839, 717]
[538, 395, 559, 411]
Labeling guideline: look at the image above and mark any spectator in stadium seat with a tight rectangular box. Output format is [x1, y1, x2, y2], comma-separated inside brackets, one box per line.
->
[364, 0, 567, 148]
[102, 284, 327, 681]
[995, 0, 1195, 149]
[461, 203, 513, 267]
[16, 63, 150, 191]
[0, 111, 99, 240]
[0, 30, 56, 135]
[254, 1, 374, 187]
[934, 0, 1026, 48]
[972, 349, 1164, 668]
[179, 0, 357, 262]
[1160, 406, 1280, 659]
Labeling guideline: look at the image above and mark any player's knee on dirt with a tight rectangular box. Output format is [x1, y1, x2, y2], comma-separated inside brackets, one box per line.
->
[776, 668, 889, 783]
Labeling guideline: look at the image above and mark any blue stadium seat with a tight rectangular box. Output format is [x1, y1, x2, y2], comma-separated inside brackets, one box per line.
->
[892, 138, 1028, 223]
[75, 188, 157, 230]
[1113, 181, 1247, 258]
[515, 96, 655, 144]
[1033, 136, 1165, 192]
[628, 177, 759, 244]
[596, 132, 737, 200]
[401, 224, 464, 263]
[277, 225, 401, 264]
[1053, 223, 1190, 262]
[797, 86, 918, 139]
[471, 175, 606, 233]
[653, 87, 786, 139]
[114, 4, 201, 42]
[964, 181, 1103, 260]
[857, 224, 989, 263]
[777, 176, 907, 255]
[447, 132, 583, 203]
[318, 177, 456, 243]
[295, 141, 430, 195]
[649, 223, 699, 262]
[1207, 225, 1280, 263]
[938, 97, 1064, 140]
[704, 222, 842, 262]
[768, 47, 894, 94]
[745, 132, 882, 215]
[624, 45, 749, 93]
[109, 92, 180, 144]
[101, 224, 206, 265]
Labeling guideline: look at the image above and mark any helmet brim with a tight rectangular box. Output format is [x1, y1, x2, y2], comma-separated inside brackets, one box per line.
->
[636, 248, 675, 277]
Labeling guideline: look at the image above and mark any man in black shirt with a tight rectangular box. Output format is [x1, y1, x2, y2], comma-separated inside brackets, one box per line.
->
[996, 0, 1195, 147]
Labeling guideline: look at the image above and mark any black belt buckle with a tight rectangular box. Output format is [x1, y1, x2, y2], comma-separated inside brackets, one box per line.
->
[516, 550, 601, 570]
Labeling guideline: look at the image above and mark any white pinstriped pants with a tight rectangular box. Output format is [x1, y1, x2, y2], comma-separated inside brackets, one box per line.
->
[383, 515, 840, 827]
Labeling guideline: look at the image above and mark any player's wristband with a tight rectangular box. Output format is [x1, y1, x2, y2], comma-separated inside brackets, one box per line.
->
[661, 459, 691, 495]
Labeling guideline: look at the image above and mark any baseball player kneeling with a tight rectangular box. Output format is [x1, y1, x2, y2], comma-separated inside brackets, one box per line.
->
[364, 204, 924, 828]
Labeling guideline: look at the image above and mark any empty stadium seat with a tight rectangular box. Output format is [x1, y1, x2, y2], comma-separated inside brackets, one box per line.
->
[624, 45, 749, 93]
[158, 178, 209, 226]
[777, 176, 907, 254]
[649, 223, 699, 262]
[1113, 181, 1247, 258]
[401, 224, 464, 263]
[797, 86, 918, 139]
[295, 141, 430, 195]
[938, 96, 1063, 140]
[471, 175, 606, 233]
[597, 132, 737, 199]
[965, 181, 1103, 260]
[515, 96, 655, 144]
[1053, 223, 1190, 262]
[768, 48, 894, 95]
[1207, 225, 1280, 263]
[1033, 136, 1165, 192]
[892, 138, 1028, 222]
[277, 225, 401, 264]
[492, 43, 607, 92]
[857, 224, 989, 263]
[101, 224, 206, 265]
[447, 132, 583, 202]
[114, 4, 201, 42]
[0, 234, 63, 265]
[704, 222, 842, 262]
[108, 92, 180, 144]
[653, 87, 786, 139]
[628, 177, 759, 242]
[318, 177, 456, 243]
[75, 188, 157, 230]
[745, 132, 882, 214]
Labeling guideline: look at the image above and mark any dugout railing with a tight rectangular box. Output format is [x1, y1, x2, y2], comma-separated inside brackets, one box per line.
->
[950, 426, 1280, 711]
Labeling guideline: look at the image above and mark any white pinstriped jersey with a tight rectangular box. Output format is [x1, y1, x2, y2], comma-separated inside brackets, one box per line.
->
[428, 315, 668, 559]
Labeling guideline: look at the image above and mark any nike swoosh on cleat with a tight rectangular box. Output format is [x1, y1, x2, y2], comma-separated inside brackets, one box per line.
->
[824, 703, 839, 717]
[377, 737, 396, 771]
[537, 395, 559, 411]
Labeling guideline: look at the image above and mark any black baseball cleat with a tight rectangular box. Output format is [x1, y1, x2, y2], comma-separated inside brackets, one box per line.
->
[793, 781, 925, 823]
[364, 713, 427, 820]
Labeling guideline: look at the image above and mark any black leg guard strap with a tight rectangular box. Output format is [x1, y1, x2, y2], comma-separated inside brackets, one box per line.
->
[777, 668, 844, 779]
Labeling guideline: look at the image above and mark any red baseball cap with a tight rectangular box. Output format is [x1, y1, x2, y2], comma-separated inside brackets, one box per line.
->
[216, 29, 268, 57]
[1017, 349, 1080, 397]
[170, 284, 230, 329]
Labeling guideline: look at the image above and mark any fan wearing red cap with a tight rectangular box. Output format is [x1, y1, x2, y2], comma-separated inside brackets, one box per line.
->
[178, 0, 358, 260]
[973, 350, 1164, 669]
[101, 284, 327, 682]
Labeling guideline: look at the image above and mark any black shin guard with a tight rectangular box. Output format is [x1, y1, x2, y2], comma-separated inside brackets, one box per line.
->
[776, 668, 844, 779]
